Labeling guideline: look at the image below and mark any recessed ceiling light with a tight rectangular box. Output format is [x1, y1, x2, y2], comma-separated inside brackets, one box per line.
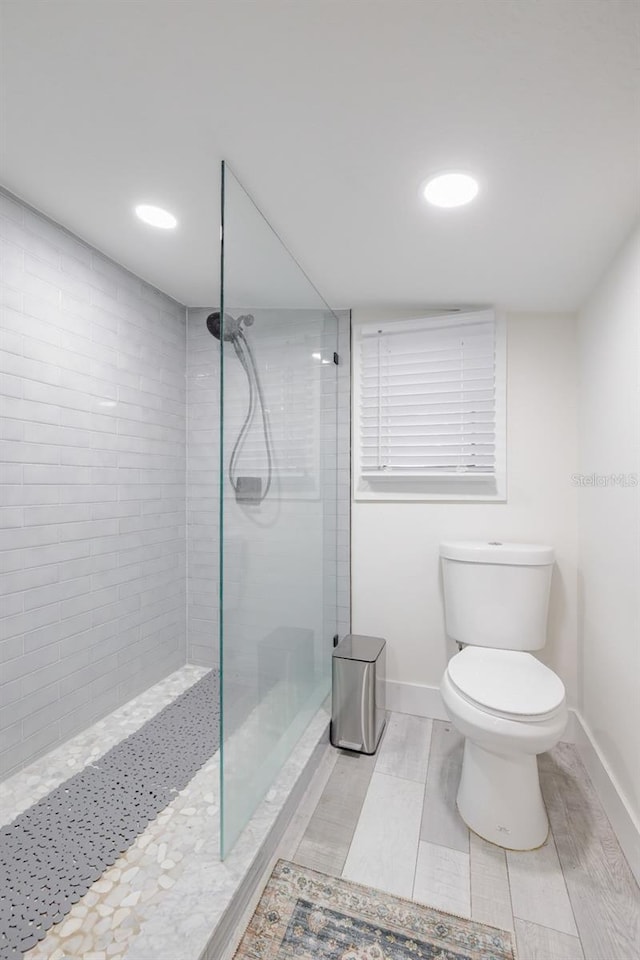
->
[135, 204, 177, 229]
[422, 173, 479, 208]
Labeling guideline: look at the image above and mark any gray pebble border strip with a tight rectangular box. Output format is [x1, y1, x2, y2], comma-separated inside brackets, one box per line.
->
[0, 670, 220, 960]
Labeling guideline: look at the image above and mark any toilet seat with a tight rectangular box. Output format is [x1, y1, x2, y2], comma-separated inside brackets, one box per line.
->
[447, 647, 565, 722]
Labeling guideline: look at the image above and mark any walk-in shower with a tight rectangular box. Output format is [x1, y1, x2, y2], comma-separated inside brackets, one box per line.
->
[0, 163, 350, 958]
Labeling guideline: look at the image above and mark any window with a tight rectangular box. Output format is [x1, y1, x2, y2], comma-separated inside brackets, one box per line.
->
[353, 309, 506, 501]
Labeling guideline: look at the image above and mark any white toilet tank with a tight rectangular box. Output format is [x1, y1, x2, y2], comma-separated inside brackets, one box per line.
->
[440, 541, 554, 651]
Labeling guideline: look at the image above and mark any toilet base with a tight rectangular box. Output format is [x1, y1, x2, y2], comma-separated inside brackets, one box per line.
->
[457, 739, 549, 850]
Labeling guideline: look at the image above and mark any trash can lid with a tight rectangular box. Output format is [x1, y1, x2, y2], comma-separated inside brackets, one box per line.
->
[333, 634, 386, 662]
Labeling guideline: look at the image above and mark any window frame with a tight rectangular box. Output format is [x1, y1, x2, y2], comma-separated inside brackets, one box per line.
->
[352, 309, 507, 502]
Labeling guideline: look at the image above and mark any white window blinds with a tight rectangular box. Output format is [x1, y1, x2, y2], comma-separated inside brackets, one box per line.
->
[357, 311, 499, 480]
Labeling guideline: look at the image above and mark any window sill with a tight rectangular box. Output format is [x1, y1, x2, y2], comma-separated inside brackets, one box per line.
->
[354, 473, 506, 502]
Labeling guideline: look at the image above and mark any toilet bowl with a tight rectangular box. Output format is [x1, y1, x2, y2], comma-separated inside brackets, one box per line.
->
[441, 647, 567, 849]
[439, 541, 567, 851]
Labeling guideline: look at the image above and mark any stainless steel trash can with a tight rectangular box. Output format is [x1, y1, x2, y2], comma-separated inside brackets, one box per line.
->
[331, 634, 386, 754]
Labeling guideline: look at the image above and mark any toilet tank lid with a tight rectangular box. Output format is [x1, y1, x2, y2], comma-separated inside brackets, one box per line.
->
[440, 541, 554, 565]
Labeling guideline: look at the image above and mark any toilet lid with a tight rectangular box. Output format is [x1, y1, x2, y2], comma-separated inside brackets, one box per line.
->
[447, 648, 565, 717]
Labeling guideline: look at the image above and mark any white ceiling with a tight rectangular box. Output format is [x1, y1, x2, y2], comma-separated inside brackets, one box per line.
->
[1, 0, 638, 310]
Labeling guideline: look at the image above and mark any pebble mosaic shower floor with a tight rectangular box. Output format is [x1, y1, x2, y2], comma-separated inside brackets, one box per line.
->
[0, 666, 215, 960]
[0, 665, 331, 960]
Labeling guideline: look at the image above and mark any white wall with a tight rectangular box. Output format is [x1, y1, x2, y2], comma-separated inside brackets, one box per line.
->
[0, 190, 187, 778]
[352, 309, 579, 704]
[577, 223, 640, 824]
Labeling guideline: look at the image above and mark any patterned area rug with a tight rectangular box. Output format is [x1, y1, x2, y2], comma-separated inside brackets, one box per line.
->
[235, 860, 515, 960]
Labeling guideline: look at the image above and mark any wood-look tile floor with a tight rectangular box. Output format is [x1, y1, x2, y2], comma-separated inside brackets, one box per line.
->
[291, 714, 640, 960]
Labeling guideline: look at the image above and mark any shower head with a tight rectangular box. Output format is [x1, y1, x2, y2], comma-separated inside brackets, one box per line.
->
[206, 311, 232, 341]
[206, 311, 254, 341]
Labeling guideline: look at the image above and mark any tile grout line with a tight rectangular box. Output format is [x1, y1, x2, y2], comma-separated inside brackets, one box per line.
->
[374, 770, 435, 786]
[468, 827, 515, 933]
[411, 721, 433, 899]
[549, 754, 600, 956]
[549, 830, 581, 939]
[504, 828, 582, 945]
[547, 815, 586, 954]
[417, 718, 436, 841]
[289, 745, 339, 866]
[503, 839, 516, 937]
[466, 835, 472, 921]
[410, 788, 427, 901]
[339, 757, 377, 879]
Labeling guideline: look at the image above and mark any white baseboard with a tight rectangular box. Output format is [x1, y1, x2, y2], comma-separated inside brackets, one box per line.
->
[384, 679, 579, 741]
[562, 708, 579, 744]
[574, 711, 640, 887]
[384, 680, 450, 721]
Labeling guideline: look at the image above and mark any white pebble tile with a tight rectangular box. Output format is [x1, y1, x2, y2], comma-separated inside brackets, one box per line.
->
[121, 890, 142, 907]
[59, 916, 83, 938]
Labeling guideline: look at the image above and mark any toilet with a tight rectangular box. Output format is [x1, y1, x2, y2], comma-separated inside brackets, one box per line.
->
[439, 541, 567, 850]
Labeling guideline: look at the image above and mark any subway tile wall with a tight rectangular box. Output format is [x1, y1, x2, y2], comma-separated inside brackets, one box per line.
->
[0, 190, 187, 778]
[186, 308, 219, 666]
[0, 188, 352, 780]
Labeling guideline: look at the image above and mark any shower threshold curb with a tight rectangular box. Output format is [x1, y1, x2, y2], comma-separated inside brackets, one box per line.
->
[123, 705, 331, 960]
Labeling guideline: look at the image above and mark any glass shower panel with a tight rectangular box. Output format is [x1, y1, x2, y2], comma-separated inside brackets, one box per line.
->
[219, 163, 338, 857]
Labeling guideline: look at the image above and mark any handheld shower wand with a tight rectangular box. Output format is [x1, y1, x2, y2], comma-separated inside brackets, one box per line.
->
[206, 312, 272, 503]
